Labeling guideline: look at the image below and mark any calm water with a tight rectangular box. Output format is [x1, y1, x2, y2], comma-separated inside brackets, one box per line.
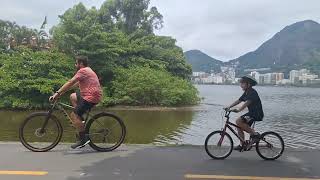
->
[1, 85, 320, 149]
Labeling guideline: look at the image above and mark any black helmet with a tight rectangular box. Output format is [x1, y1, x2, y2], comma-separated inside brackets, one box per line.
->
[240, 75, 257, 86]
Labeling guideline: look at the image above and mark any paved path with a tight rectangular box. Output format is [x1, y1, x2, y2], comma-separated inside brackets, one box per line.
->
[0, 143, 320, 180]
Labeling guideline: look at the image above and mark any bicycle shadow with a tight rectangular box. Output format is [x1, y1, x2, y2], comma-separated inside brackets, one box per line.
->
[22, 146, 130, 155]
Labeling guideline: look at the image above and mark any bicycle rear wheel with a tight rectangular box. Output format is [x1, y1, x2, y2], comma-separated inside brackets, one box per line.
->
[19, 112, 63, 152]
[256, 131, 284, 160]
[205, 130, 233, 159]
[86, 112, 126, 152]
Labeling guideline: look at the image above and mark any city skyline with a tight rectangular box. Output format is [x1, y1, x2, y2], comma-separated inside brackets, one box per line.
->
[192, 67, 320, 86]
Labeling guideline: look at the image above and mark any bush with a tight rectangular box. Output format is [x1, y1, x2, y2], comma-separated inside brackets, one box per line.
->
[0, 47, 74, 109]
[107, 66, 199, 106]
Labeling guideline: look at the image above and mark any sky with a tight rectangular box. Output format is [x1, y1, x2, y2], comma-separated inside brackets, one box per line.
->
[1, 0, 320, 61]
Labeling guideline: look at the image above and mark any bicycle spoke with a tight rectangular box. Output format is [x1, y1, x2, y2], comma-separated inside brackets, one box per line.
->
[205, 131, 233, 159]
[94, 119, 104, 127]
[19, 113, 62, 152]
[256, 132, 284, 160]
[87, 114, 126, 152]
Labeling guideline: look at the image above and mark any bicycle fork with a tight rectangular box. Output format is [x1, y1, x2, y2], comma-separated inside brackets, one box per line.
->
[218, 125, 228, 146]
[39, 110, 53, 134]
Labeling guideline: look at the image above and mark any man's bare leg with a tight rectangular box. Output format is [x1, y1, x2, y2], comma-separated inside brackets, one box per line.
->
[70, 112, 85, 132]
[69, 93, 89, 149]
[70, 93, 77, 107]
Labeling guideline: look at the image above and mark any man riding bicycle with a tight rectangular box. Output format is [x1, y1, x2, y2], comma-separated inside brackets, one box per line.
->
[49, 56, 102, 149]
[224, 75, 264, 151]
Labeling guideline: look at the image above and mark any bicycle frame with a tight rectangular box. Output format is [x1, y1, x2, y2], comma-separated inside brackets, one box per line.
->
[40, 100, 92, 132]
[218, 110, 254, 146]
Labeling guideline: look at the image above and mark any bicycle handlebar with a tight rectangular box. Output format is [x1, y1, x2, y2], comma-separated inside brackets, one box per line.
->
[48, 97, 61, 111]
[223, 108, 237, 118]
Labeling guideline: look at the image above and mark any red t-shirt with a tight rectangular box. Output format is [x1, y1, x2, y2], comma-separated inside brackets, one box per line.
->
[73, 67, 102, 104]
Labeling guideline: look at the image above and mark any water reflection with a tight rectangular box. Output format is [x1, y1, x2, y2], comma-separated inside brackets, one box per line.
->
[0, 109, 194, 145]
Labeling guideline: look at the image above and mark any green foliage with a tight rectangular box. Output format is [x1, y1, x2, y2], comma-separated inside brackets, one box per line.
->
[51, 0, 191, 81]
[99, 0, 163, 34]
[0, 0, 198, 109]
[0, 47, 74, 108]
[106, 66, 199, 106]
[0, 19, 38, 50]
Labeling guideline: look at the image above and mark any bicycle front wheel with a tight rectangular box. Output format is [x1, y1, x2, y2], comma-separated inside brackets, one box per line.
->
[256, 131, 284, 160]
[86, 112, 126, 152]
[205, 130, 233, 159]
[19, 112, 63, 152]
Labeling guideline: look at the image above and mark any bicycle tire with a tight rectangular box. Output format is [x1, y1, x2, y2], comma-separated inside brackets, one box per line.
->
[86, 112, 126, 152]
[205, 130, 233, 159]
[256, 131, 284, 160]
[19, 112, 63, 152]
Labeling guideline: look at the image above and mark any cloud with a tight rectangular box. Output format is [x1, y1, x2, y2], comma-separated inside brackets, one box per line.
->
[151, 0, 320, 61]
[0, 0, 105, 29]
[1, 0, 320, 61]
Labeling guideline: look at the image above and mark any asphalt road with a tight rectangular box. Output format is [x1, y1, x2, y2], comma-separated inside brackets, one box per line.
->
[0, 142, 320, 180]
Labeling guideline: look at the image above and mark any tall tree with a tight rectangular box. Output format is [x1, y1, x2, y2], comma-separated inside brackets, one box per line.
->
[98, 0, 163, 34]
[0, 20, 38, 50]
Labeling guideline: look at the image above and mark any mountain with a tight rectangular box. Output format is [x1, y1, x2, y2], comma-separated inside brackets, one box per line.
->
[184, 50, 223, 73]
[229, 20, 320, 75]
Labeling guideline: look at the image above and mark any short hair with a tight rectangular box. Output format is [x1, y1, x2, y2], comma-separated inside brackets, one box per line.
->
[75, 56, 88, 67]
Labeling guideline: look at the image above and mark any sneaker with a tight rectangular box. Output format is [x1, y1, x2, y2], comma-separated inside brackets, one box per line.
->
[233, 145, 243, 151]
[250, 132, 261, 143]
[71, 135, 90, 149]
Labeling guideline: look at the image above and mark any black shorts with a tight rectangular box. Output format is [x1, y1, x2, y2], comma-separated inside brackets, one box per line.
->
[240, 113, 260, 126]
[74, 91, 96, 118]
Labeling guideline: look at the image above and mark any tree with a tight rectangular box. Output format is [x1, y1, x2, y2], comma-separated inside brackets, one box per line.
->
[0, 20, 38, 50]
[0, 47, 74, 108]
[99, 0, 163, 34]
[52, 1, 191, 80]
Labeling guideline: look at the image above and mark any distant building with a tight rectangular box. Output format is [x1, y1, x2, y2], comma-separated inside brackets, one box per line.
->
[250, 71, 260, 83]
[275, 73, 284, 81]
[221, 66, 235, 83]
[290, 69, 318, 85]
[290, 70, 301, 84]
[259, 76, 264, 85]
[192, 72, 224, 84]
[250, 71, 284, 85]
[263, 73, 272, 84]
[300, 74, 318, 85]
[193, 72, 207, 77]
[213, 75, 223, 84]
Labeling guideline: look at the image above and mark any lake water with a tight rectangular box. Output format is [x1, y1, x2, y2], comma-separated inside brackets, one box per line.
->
[1, 85, 320, 149]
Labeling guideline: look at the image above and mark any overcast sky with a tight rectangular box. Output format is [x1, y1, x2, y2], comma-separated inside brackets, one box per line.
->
[1, 0, 320, 61]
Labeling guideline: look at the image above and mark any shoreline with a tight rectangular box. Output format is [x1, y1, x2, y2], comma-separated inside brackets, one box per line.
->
[0, 104, 207, 112]
[194, 83, 320, 88]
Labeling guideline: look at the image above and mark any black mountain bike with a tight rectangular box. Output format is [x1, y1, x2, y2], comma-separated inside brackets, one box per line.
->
[19, 99, 126, 152]
[205, 109, 284, 160]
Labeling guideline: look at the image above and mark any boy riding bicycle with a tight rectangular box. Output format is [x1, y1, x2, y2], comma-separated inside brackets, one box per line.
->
[224, 75, 264, 151]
